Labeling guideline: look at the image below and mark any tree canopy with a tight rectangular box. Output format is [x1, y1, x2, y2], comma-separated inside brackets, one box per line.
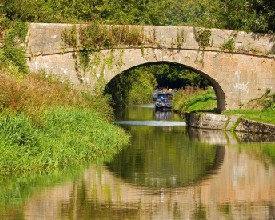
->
[0, 0, 274, 33]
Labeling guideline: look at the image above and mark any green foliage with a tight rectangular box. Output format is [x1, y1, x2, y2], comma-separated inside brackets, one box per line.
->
[0, 67, 128, 176]
[0, 107, 129, 175]
[105, 63, 210, 107]
[105, 67, 157, 106]
[252, 0, 275, 33]
[0, 113, 38, 148]
[224, 110, 275, 125]
[62, 23, 147, 89]
[0, 21, 29, 74]
[128, 70, 157, 105]
[195, 28, 212, 49]
[78, 22, 145, 51]
[220, 38, 235, 52]
[141, 63, 210, 89]
[1, 0, 274, 33]
[173, 88, 217, 113]
[61, 25, 78, 48]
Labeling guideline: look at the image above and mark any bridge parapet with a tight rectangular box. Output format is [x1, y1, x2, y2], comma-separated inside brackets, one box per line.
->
[27, 23, 274, 58]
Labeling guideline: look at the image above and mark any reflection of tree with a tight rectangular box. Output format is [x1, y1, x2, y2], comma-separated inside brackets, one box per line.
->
[115, 105, 155, 121]
[237, 143, 275, 166]
[0, 166, 85, 219]
[106, 125, 224, 188]
[61, 180, 141, 219]
[192, 204, 207, 220]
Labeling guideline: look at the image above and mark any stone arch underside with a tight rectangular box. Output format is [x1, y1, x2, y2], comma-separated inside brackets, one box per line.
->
[107, 59, 226, 113]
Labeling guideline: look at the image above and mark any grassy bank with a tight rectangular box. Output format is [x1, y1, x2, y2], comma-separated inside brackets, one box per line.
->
[172, 88, 275, 125]
[224, 89, 275, 125]
[173, 88, 217, 113]
[224, 110, 275, 125]
[0, 107, 129, 175]
[0, 69, 129, 176]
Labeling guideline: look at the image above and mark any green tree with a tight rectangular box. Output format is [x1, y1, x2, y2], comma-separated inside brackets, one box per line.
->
[0, 0, 274, 32]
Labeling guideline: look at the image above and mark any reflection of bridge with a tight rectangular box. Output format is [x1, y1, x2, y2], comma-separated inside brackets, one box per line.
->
[27, 23, 275, 111]
[23, 131, 275, 219]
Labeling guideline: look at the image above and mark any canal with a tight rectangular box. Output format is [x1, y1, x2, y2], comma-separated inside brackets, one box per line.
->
[1, 104, 275, 219]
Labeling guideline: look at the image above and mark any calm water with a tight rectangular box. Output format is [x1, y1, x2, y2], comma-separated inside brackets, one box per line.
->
[1, 104, 275, 220]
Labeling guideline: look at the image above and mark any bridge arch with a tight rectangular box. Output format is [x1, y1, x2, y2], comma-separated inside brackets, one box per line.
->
[106, 60, 226, 112]
[27, 23, 275, 110]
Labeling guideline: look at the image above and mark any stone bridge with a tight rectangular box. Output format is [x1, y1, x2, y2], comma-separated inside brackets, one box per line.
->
[26, 23, 275, 111]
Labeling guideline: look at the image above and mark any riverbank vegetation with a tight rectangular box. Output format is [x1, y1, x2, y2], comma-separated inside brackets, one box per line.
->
[224, 89, 275, 125]
[224, 110, 275, 125]
[0, 16, 130, 176]
[0, 22, 129, 175]
[105, 67, 157, 106]
[172, 86, 275, 125]
[0, 69, 129, 176]
[173, 88, 217, 113]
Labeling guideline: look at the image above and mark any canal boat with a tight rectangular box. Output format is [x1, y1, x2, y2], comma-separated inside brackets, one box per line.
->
[154, 93, 173, 110]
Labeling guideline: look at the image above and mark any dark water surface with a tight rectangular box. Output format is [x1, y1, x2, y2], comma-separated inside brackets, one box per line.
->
[1, 104, 275, 220]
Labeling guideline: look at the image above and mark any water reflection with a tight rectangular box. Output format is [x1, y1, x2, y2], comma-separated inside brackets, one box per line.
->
[22, 146, 275, 220]
[115, 104, 183, 122]
[116, 120, 186, 126]
[106, 125, 224, 188]
[1, 105, 275, 220]
[154, 110, 172, 121]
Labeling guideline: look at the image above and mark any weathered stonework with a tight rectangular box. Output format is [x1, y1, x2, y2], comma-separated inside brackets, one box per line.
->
[235, 118, 275, 134]
[186, 112, 275, 136]
[186, 112, 240, 130]
[26, 23, 275, 111]
[187, 127, 274, 143]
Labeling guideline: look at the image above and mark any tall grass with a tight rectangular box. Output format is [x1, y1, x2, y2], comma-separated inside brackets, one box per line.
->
[173, 88, 217, 113]
[0, 107, 129, 175]
[0, 23, 130, 173]
[0, 71, 112, 119]
[0, 69, 129, 175]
